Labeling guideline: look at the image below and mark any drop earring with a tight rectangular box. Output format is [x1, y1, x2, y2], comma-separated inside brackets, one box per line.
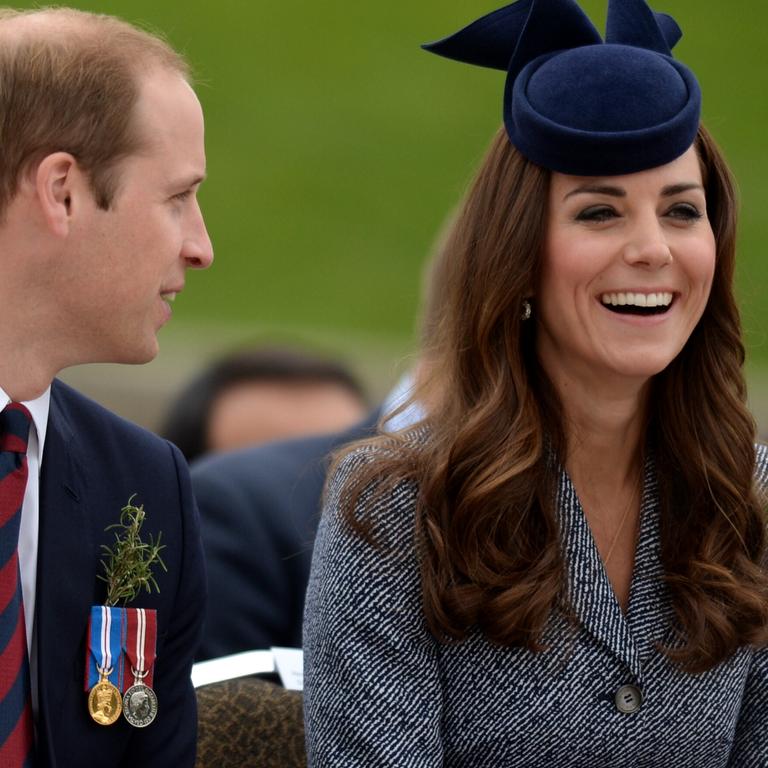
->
[522, 299, 532, 321]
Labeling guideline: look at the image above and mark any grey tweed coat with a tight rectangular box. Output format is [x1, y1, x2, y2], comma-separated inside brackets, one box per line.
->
[303, 444, 768, 767]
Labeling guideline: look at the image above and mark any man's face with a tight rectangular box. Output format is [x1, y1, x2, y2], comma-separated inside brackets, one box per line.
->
[68, 67, 213, 364]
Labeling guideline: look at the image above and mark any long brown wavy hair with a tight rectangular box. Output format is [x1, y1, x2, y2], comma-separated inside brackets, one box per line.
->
[338, 125, 768, 674]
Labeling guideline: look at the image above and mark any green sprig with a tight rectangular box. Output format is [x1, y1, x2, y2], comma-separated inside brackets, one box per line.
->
[98, 495, 167, 607]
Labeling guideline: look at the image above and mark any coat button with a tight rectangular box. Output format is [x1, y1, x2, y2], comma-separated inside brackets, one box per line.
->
[615, 684, 643, 713]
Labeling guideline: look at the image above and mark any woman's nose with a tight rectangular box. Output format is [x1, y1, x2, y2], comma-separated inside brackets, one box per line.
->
[621, 217, 672, 269]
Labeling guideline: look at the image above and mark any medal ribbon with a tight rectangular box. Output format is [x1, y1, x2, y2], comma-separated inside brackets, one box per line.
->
[122, 608, 158, 691]
[85, 605, 124, 691]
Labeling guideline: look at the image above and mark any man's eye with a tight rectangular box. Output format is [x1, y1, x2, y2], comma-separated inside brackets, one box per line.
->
[666, 203, 703, 221]
[575, 206, 618, 223]
[171, 190, 192, 202]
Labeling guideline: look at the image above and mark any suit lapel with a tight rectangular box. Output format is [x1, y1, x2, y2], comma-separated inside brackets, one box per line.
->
[35, 383, 95, 743]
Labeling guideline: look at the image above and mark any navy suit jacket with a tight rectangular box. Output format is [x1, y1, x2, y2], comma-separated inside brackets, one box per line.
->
[191, 409, 379, 660]
[35, 380, 205, 767]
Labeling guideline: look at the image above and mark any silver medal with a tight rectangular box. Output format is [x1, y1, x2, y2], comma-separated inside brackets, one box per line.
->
[123, 682, 158, 727]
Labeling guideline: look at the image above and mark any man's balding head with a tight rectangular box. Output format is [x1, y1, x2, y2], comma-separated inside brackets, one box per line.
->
[0, 7, 190, 218]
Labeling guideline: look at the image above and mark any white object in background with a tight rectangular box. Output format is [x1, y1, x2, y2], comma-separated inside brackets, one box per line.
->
[191, 650, 275, 688]
[271, 647, 304, 691]
[382, 371, 425, 433]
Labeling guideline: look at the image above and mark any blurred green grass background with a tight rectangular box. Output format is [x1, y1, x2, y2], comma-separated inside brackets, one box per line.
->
[13, 0, 768, 424]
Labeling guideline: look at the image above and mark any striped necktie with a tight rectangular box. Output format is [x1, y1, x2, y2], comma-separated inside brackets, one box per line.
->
[0, 403, 34, 766]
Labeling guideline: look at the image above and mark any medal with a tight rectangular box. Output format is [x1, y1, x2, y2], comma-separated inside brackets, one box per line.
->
[88, 670, 122, 726]
[123, 674, 159, 728]
[85, 606, 125, 726]
[122, 607, 159, 727]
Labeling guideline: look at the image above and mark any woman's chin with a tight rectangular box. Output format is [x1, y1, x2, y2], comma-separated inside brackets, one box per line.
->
[603, 354, 676, 382]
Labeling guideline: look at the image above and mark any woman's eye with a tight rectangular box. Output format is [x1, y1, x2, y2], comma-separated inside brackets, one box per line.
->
[575, 205, 618, 223]
[666, 203, 703, 221]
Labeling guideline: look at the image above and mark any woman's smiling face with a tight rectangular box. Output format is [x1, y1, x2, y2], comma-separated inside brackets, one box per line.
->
[535, 146, 716, 388]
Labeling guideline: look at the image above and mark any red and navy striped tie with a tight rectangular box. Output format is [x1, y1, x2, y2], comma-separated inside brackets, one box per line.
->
[0, 403, 34, 766]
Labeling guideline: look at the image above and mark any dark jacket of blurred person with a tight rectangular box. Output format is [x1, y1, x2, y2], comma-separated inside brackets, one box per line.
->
[191, 408, 380, 658]
[192, 370, 428, 659]
[160, 346, 368, 463]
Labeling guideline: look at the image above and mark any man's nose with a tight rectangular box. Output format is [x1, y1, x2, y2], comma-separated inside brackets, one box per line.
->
[182, 203, 214, 269]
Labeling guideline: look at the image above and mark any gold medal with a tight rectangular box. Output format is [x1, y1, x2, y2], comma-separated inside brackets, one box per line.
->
[88, 671, 123, 726]
[123, 682, 158, 728]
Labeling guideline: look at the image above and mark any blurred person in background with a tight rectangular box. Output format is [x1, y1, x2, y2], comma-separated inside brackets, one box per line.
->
[160, 345, 368, 463]
[303, 0, 768, 765]
[192, 236, 449, 659]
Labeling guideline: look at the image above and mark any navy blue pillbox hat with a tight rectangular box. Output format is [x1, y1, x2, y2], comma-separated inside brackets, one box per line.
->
[422, 0, 701, 176]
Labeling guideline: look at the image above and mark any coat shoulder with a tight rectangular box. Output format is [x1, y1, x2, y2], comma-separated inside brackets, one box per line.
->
[755, 442, 768, 491]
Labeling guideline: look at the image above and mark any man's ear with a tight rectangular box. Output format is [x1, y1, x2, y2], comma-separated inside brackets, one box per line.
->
[33, 152, 86, 238]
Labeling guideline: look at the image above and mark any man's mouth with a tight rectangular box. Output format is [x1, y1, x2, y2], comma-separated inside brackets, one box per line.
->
[600, 291, 674, 316]
[160, 292, 178, 304]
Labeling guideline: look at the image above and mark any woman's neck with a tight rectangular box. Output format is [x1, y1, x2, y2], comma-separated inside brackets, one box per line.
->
[547, 364, 650, 493]
[566, 393, 646, 491]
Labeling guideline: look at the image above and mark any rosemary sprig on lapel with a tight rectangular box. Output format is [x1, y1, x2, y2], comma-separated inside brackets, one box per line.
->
[99, 495, 167, 607]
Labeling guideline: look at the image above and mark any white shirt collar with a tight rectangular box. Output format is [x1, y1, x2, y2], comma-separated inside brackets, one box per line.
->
[0, 384, 51, 457]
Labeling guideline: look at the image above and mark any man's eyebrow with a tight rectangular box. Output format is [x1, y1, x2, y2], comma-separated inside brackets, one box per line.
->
[661, 183, 704, 196]
[172, 173, 206, 189]
[563, 185, 626, 201]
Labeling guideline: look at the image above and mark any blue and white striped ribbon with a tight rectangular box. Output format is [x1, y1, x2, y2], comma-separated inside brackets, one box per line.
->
[86, 605, 124, 689]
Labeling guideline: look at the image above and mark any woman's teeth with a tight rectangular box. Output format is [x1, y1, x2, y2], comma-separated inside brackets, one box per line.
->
[600, 291, 673, 308]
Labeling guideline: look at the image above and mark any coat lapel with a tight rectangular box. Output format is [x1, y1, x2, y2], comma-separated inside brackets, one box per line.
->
[557, 461, 648, 680]
[35, 384, 95, 747]
[625, 464, 674, 660]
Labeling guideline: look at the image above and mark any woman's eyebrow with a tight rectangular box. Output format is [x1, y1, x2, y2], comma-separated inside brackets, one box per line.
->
[563, 184, 626, 201]
[661, 183, 704, 197]
[562, 181, 705, 202]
